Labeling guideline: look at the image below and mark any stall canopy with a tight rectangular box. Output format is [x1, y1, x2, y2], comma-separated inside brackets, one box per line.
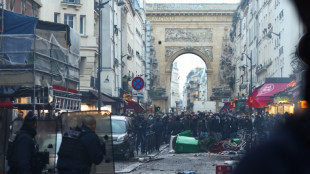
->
[247, 83, 290, 108]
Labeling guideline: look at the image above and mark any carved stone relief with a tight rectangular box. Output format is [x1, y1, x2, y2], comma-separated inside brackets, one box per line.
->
[165, 28, 213, 43]
[195, 47, 213, 61]
[165, 47, 184, 60]
[165, 46, 213, 61]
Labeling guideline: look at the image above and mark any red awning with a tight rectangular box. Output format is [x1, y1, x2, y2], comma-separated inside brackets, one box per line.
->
[256, 83, 289, 98]
[247, 83, 289, 108]
[125, 100, 145, 113]
[256, 83, 289, 103]
[246, 88, 266, 108]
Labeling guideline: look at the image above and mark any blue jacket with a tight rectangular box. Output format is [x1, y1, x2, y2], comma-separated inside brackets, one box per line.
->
[57, 125, 104, 173]
[8, 124, 37, 174]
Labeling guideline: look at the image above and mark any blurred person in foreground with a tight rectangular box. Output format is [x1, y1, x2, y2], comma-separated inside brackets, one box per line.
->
[8, 111, 43, 174]
[234, 1, 310, 173]
[57, 115, 104, 174]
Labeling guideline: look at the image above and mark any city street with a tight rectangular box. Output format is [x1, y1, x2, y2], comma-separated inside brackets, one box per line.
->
[115, 145, 237, 174]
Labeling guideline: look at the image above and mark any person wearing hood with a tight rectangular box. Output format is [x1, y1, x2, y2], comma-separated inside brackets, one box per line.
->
[8, 111, 42, 174]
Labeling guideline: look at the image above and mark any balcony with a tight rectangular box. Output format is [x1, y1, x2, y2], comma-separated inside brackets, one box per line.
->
[61, 0, 82, 10]
[62, 0, 80, 4]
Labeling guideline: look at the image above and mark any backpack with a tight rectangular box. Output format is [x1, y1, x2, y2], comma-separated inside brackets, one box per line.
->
[58, 128, 91, 162]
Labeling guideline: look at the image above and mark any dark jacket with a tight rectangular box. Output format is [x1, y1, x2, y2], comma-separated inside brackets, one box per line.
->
[171, 120, 184, 135]
[57, 125, 104, 173]
[8, 124, 37, 174]
[152, 121, 164, 135]
[138, 119, 148, 135]
[198, 120, 208, 132]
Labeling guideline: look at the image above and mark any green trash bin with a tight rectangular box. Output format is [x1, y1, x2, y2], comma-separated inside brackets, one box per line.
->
[232, 138, 241, 144]
[175, 136, 199, 153]
[178, 130, 192, 137]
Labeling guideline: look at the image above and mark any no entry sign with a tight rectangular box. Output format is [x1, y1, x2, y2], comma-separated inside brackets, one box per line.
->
[132, 77, 144, 91]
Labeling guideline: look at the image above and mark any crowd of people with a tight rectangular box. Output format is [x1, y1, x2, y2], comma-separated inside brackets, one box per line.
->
[124, 111, 293, 154]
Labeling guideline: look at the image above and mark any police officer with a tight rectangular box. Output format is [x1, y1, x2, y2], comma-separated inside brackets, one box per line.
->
[8, 111, 41, 174]
[57, 115, 104, 174]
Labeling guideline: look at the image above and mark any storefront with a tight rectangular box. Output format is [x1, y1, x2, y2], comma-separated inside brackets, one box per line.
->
[246, 78, 293, 113]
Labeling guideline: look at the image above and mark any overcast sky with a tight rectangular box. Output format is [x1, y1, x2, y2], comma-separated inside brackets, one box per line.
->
[146, 0, 240, 3]
[174, 54, 206, 95]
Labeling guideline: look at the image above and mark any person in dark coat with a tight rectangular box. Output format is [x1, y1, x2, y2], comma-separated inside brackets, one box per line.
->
[190, 115, 199, 137]
[152, 118, 164, 151]
[165, 118, 174, 143]
[11, 111, 24, 134]
[138, 115, 148, 154]
[8, 111, 42, 174]
[221, 118, 230, 140]
[57, 115, 104, 174]
[198, 116, 209, 137]
[171, 117, 184, 135]
[183, 114, 191, 131]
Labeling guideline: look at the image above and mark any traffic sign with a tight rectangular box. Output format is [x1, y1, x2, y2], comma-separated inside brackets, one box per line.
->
[132, 77, 144, 91]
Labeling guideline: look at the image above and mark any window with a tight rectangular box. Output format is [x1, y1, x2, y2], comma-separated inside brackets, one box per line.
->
[64, 14, 75, 29]
[279, 10, 284, 20]
[279, 46, 284, 56]
[80, 15, 86, 35]
[80, 57, 86, 74]
[54, 13, 60, 23]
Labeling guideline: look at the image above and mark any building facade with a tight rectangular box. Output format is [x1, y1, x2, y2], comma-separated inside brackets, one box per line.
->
[170, 62, 179, 112]
[183, 67, 205, 111]
[2, 0, 41, 17]
[121, 0, 148, 104]
[231, 0, 304, 112]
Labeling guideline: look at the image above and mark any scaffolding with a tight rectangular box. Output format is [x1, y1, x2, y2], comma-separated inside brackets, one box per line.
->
[0, 33, 81, 111]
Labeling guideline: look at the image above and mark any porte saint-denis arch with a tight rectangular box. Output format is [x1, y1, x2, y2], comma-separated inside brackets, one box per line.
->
[146, 3, 237, 112]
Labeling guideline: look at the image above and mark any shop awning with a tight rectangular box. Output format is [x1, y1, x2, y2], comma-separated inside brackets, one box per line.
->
[125, 100, 145, 113]
[256, 83, 289, 102]
[246, 88, 266, 108]
[89, 90, 117, 103]
[247, 83, 290, 108]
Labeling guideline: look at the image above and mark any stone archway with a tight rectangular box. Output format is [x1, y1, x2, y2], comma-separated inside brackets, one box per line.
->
[146, 3, 237, 112]
[164, 47, 214, 113]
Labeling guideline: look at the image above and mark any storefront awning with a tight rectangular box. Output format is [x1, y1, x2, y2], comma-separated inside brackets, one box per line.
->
[89, 90, 117, 103]
[246, 88, 266, 108]
[125, 100, 145, 113]
[247, 83, 290, 108]
[256, 83, 289, 99]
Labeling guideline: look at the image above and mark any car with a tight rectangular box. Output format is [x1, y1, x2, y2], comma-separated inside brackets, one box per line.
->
[97, 115, 136, 160]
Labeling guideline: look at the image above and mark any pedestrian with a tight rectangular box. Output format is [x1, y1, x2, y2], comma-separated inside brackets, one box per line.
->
[7, 111, 44, 174]
[152, 117, 164, 151]
[171, 116, 184, 135]
[12, 111, 24, 134]
[212, 115, 222, 142]
[137, 115, 148, 154]
[230, 117, 238, 139]
[183, 114, 191, 131]
[198, 116, 208, 138]
[165, 118, 174, 143]
[190, 115, 199, 137]
[57, 115, 104, 174]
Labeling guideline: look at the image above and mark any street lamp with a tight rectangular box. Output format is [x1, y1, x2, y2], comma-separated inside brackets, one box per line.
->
[241, 53, 253, 97]
[264, 32, 281, 40]
[121, 54, 132, 61]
